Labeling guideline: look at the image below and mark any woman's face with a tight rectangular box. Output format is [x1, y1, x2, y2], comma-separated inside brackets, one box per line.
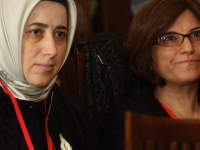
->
[152, 9, 200, 86]
[22, 1, 67, 87]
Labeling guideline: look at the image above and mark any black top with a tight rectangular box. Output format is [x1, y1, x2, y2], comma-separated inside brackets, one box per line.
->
[99, 91, 170, 150]
[0, 84, 99, 150]
[17, 100, 48, 150]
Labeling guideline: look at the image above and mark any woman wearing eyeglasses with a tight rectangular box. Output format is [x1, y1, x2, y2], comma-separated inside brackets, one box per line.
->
[100, 0, 200, 149]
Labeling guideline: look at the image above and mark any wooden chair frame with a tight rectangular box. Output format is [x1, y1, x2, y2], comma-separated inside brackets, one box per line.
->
[125, 111, 200, 150]
[73, 47, 86, 106]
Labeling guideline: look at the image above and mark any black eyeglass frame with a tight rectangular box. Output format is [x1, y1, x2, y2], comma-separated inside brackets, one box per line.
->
[153, 30, 200, 47]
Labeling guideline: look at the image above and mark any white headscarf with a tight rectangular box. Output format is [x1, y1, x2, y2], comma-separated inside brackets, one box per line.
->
[0, 0, 77, 101]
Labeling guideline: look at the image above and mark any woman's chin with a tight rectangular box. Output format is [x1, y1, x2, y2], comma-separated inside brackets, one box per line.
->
[27, 79, 52, 88]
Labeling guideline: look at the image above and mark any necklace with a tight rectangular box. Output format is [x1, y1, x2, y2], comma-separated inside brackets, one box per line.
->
[173, 104, 200, 119]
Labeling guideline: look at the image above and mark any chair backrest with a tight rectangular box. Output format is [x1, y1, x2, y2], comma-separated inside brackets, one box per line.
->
[125, 111, 200, 150]
[73, 47, 86, 106]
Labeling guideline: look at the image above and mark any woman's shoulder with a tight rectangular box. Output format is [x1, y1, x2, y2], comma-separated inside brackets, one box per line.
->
[110, 91, 156, 113]
[101, 91, 156, 126]
[100, 91, 169, 149]
[104, 91, 168, 123]
[50, 84, 85, 110]
[48, 84, 86, 125]
[99, 92, 156, 149]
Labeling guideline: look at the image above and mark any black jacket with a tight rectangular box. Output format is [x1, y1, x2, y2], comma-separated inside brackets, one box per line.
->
[100, 91, 170, 150]
[73, 33, 151, 132]
[0, 84, 98, 150]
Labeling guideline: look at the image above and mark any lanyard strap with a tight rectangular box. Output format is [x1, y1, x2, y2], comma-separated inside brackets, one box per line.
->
[0, 80, 53, 150]
[0, 80, 34, 150]
[44, 100, 53, 150]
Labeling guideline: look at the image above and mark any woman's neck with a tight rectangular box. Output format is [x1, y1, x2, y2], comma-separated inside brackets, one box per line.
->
[154, 82, 199, 119]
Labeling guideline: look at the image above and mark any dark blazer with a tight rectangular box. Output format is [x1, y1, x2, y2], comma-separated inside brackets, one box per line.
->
[99, 91, 170, 150]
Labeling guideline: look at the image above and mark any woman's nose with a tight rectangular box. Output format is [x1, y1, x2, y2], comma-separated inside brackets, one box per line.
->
[41, 36, 58, 57]
[180, 37, 194, 54]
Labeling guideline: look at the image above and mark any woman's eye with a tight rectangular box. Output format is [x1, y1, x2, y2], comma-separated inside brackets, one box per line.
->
[55, 32, 66, 38]
[30, 30, 41, 35]
[160, 34, 180, 46]
[162, 35, 176, 41]
[192, 31, 200, 38]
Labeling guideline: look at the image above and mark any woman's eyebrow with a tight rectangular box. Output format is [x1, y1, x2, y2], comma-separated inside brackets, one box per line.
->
[164, 27, 200, 34]
[27, 22, 48, 28]
[190, 27, 200, 32]
[26, 22, 67, 30]
[55, 25, 67, 30]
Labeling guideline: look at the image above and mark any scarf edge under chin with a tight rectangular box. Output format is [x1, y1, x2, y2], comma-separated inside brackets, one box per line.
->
[0, 73, 57, 102]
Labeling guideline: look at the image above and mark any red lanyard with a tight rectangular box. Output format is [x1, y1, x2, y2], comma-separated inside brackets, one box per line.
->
[44, 100, 53, 150]
[156, 97, 178, 119]
[0, 80, 53, 150]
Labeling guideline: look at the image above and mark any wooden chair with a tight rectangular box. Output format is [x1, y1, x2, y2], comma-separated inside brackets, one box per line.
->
[125, 111, 200, 150]
[73, 47, 86, 106]
[59, 47, 86, 107]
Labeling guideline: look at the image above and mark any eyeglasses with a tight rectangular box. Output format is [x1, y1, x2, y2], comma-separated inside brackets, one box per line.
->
[153, 30, 200, 47]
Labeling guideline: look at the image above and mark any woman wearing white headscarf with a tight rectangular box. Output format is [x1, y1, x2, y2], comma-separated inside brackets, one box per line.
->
[0, 0, 97, 149]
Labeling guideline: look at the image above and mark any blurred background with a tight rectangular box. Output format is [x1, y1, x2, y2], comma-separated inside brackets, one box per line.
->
[73, 0, 133, 42]
[60, 0, 134, 94]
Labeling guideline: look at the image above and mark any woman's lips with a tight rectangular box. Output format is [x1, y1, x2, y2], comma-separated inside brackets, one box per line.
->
[176, 59, 200, 64]
[36, 64, 54, 72]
